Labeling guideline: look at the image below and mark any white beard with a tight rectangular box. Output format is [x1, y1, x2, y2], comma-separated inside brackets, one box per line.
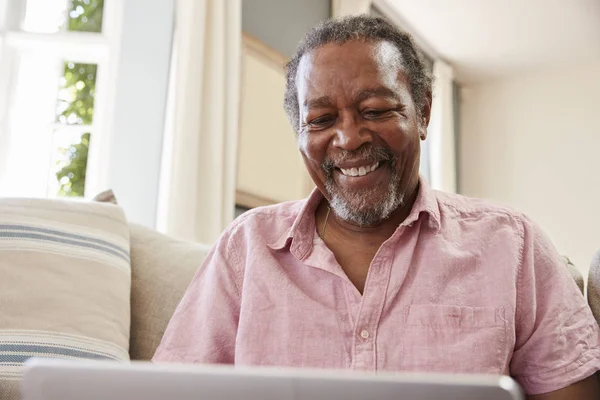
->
[325, 167, 405, 227]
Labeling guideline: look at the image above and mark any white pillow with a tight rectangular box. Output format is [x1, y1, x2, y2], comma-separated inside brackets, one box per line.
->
[0, 198, 131, 399]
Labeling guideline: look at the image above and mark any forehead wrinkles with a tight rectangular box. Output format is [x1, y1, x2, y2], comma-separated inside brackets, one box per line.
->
[297, 41, 403, 101]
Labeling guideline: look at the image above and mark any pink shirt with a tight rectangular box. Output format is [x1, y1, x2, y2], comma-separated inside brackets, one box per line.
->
[153, 178, 600, 395]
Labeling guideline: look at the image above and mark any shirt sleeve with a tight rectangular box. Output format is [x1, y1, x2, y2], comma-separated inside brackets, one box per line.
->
[510, 216, 600, 395]
[152, 227, 242, 364]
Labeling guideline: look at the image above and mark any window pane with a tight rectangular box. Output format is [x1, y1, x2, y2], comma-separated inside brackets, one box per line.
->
[66, 0, 104, 33]
[51, 60, 97, 197]
[0, 55, 97, 197]
[56, 62, 98, 125]
[0, 50, 62, 197]
[20, 0, 104, 33]
[49, 128, 91, 197]
[21, 0, 69, 33]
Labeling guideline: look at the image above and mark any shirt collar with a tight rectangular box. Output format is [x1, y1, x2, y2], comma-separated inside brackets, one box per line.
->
[401, 176, 441, 232]
[267, 187, 323, 257]
[268, 176, 441, 257]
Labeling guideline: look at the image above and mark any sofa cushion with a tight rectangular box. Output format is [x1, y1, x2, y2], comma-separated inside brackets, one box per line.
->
[563, 256, 584, 294]
[0, 198, 131, 400]
[588, 250, 600, 325]
[128, 223, 209, 360]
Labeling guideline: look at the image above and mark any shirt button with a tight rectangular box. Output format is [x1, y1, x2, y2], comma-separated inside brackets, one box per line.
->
[360, 329, 370, 340]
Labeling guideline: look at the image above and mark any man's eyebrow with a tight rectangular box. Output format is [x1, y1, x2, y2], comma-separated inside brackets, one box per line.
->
[303, 96, 334, 110]
[356, 87, 400, 103]
[303, 88, 399, 109]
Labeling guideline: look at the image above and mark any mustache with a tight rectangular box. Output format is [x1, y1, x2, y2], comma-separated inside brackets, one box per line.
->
[321, 145, 397, 175]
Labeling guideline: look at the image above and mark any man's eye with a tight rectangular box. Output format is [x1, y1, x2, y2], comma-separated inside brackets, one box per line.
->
[309, 115, 335, 127]
[363, 109, 391, 119]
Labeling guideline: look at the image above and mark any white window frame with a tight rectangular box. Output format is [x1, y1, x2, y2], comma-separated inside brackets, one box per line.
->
[0, 0, 123, 198]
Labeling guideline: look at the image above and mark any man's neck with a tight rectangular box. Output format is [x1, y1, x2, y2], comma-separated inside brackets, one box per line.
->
[314, 178, 420, 294]
[316, 179, 421, 248]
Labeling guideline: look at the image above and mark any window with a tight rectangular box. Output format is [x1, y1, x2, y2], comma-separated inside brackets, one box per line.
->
[0, 0, 120, 198]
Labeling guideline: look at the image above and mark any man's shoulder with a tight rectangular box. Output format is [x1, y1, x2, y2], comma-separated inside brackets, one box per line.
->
[226, 198, 307, 240]
[236, 199, 307, 223]
[434, 190, 528, 227]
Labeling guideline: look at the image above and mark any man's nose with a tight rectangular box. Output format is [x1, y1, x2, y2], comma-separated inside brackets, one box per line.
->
[332, 111, 372, 151]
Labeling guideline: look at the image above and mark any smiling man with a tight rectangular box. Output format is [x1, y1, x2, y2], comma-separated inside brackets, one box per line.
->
[153, 15, 600, 399]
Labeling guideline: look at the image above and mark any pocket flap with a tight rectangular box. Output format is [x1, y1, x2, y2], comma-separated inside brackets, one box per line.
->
[405, 304, 505, 328]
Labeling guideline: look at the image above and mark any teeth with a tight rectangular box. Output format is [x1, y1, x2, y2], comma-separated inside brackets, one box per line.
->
[339, 161, 380, 177]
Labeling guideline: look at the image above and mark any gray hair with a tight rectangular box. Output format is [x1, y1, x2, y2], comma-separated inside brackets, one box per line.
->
[284, 14, 433, 133]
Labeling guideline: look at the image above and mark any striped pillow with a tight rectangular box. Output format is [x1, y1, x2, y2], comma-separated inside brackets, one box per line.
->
[0, 198, 131, 399]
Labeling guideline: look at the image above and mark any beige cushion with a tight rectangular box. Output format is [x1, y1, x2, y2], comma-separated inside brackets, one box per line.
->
[0, 198, 130, 400]
[563, 257, 584, 294]
[92, 190, 118, 204]
[588, 250, 600, 325]
[129, 223, 209, 360]
[587, 250, 600, 386]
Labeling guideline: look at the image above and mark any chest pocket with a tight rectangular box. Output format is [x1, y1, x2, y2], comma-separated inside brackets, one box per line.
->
[400, 304, 509, 374]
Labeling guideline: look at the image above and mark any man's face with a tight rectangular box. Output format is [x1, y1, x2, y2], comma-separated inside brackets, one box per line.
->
[296, 40, 428, 227]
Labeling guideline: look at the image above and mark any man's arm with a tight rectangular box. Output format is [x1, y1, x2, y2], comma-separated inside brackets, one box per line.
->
[527, 375, 599, 400]
[510, 215, 600, 395]
[152, 227, 242, 364]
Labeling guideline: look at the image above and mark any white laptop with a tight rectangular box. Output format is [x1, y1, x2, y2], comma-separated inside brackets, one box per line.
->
[22, 359, 524, 400]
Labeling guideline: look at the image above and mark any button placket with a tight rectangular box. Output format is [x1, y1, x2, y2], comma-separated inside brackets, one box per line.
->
[354, 327, 374, 370]
[353, 319, 376, 369]
[352, 260, 383, 371]
[352, 247, 395, 371]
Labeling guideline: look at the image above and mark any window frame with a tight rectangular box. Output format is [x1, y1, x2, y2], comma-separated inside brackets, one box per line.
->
[0, 0, 123, 198]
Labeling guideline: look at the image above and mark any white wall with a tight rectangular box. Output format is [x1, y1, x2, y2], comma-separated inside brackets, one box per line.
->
[460, 61, 600, 278]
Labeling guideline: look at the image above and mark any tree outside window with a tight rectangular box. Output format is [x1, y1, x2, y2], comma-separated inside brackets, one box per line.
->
[53, 0, 104, 197]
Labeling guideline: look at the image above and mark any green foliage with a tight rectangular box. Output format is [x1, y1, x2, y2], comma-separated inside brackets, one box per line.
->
[54, 0, 104, 197]
[56, 133, 90, 197]
[67, 0, 104, 33]
[56, 62, 97, 125]
[54, 62, 97, 197]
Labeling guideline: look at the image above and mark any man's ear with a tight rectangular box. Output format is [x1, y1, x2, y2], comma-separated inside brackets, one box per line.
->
[418, 90, 432, 140]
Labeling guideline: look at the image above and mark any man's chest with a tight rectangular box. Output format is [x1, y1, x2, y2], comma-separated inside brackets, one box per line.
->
[233, 241, 517, 375]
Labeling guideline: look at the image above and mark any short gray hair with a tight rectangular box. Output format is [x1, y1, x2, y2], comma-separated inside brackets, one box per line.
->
[284, 15, 433, 133]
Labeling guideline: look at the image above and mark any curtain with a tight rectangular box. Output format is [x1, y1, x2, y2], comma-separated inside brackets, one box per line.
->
[428, 59, 457, 193]
[156, 0, 241, 244]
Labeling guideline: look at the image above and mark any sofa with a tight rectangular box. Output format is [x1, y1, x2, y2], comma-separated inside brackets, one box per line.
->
[127, 223, 210, 360]
[0, 197, 210, 399]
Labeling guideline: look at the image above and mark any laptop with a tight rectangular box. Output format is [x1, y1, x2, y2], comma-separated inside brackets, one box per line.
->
[22, 359, 524, 400]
